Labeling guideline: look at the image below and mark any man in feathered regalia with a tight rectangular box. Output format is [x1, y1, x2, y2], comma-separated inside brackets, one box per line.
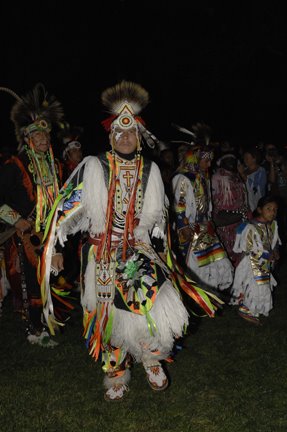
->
[0, 84, 64, 346]
[42, 81, 220, 401]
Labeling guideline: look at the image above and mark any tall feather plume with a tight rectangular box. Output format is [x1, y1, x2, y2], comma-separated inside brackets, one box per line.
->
[101, 80, 149, 115]
[10, 83, 64, 142]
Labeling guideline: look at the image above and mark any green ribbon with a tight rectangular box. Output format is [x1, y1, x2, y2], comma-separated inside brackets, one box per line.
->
[43, 183, 75, 242]
[145, 309, 157, 337]
[103, 308, 114, 345]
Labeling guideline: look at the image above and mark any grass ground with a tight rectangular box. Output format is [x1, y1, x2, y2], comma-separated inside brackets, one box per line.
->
[1, 262, 287, 432]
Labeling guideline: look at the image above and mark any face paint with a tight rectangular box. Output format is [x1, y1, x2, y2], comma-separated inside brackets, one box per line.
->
[112, 127, 139, 155]
[115, 131, 124, 141]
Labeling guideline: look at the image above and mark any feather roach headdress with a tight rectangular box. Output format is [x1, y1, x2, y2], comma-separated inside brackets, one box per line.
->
[172, 121, 214, 159]
[191, 122, 212, 147]
[9, 83, 64, 143]
[101, 80, 159, 149]
[171, 123, 197, 144]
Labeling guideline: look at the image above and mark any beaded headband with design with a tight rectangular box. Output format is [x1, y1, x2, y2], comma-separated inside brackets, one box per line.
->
[200, 149, 214, 160]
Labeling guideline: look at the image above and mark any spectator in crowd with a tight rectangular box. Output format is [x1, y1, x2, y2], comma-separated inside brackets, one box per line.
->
[261, 143, 287, 246]
[238, 147, 267, 212]
[211, 152, 251, 267]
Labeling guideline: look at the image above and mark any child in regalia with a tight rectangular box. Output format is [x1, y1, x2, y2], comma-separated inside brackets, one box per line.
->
[230, 195, 280, 324]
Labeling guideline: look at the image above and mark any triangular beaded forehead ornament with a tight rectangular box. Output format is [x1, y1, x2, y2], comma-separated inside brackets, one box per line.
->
[112, 102, 137, 130]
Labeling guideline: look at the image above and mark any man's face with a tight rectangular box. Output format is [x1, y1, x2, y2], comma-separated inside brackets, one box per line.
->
[112, 127, 138, 155]
[29, 130, 50, 153]
[243, 152, 256, 167]
[67, 147, 82, 164]
[199, 157, 211, 171]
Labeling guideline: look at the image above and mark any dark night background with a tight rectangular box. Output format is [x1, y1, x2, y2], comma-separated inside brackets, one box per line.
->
[1, 1, 286, 156]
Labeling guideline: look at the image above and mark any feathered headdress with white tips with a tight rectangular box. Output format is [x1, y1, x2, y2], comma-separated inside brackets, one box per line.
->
[172, 122, 213, 148]
[172, 123, 196, 139]
[9, 83, 64, 143]
[191, 122, 212, 147]
[171, 121, 214, 160]
[171, 123, 197, 146]
[101, 80, 159, 149]
[101, 80, 149, 116]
